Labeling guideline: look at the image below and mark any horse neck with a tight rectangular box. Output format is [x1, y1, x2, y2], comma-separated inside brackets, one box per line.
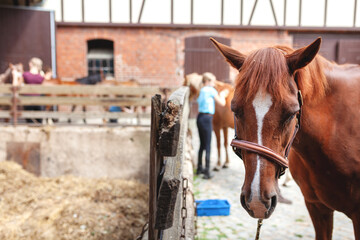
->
[294, 63, 360, 163]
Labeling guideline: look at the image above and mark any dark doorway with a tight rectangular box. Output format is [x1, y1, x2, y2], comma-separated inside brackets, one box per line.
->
[0, 6, 55, 75]
[184, 36, 231, 82]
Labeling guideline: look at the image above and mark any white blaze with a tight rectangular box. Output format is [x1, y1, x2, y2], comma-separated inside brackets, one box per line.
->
[251, 91, 273, 198]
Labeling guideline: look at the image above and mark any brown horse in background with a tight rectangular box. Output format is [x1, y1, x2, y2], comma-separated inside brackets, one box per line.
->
[43, 75, 142, 123]
[0, 63, 24, 85]
[184, 73, 234, 169]
[211, 37, 360, 239]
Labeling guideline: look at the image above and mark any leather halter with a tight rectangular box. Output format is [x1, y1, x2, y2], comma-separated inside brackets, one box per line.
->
[231, 90, 303, 178]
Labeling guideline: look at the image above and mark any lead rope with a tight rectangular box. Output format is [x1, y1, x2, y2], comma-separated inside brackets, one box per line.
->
[255, 219, 263, 240]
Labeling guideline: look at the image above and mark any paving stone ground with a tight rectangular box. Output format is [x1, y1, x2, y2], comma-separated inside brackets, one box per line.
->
[189, 119, 354, 240]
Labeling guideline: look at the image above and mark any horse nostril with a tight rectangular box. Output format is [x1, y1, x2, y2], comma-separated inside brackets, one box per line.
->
[270, 195, 277, 210]
[240, 194, 249, 211]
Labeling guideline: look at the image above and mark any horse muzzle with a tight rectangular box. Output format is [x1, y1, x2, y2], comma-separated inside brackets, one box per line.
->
[240, 191, 277, 219]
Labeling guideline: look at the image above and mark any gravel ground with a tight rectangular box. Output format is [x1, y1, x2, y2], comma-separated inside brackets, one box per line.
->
[189, 119, 355, 240]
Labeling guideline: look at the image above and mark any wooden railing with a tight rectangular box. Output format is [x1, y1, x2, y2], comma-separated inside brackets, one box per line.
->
[148, 86, 195, 239]
[0, 84, 174, 125]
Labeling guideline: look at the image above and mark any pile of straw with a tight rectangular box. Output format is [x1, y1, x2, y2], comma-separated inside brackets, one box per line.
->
[0, 161, 148, 240]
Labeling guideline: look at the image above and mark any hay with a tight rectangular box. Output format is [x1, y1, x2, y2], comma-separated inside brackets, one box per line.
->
[0, 161, 148, 240]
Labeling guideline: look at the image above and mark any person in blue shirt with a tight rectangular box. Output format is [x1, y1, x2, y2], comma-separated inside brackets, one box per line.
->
[197, 72, 228, 179]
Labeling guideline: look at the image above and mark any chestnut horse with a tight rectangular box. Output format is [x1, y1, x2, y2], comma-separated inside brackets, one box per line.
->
[184, 73, 234, 169]
[0, 63, 24, 85]
[43, 76, 142, 123]
[211, 37, 360, 239]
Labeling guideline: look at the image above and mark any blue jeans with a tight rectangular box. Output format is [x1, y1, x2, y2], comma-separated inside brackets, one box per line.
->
[197, 113, 213, 173]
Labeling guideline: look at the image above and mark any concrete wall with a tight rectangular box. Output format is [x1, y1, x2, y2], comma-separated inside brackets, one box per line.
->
[0, 126, 150, 183]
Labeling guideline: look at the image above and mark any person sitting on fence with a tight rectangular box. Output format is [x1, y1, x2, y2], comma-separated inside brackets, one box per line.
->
[22, 57, 45, 123]
[196, 72, 229, 179]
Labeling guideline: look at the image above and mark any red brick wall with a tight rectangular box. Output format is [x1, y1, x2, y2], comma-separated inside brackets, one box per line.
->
[56, 26, 292, 87]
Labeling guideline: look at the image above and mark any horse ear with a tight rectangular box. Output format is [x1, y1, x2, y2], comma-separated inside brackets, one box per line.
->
[286, 37, 322, 74]
[210, 37, 246, 70]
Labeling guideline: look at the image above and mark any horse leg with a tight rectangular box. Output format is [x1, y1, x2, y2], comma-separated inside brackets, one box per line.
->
[213, 126, 221, 171]
[68, 105, 76, 123]
[351, 212, 360, 240]
[305, 201, 334, 240]
[82, 105, 86, 124]
[222, 127, 229, 168]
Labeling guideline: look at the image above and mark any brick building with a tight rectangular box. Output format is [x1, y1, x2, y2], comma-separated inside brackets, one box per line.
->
[56, 25, 291, 86]
[1, 0, 360, 87]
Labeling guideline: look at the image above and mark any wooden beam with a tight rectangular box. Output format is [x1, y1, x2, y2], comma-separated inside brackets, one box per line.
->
[148, 94, 162, 240]
[0, 111, 151, 126]
[354, 0, 358, 27]
[0, 85, 175, 96]
[191, 0, 193, 24]
[159, 100, 181, 156]
[155, 178, 180, 229]
[221, 0, 224, 25]
[56, 21, 360, 33]
[283, 0, 287, 26]
[82, 0, 85, 22]
[0, 96, 152, 107]
[269, 0, 278, 26]
[14, 96, 152, 106]
[138, 0, 146, 23]
[299, 0, 302, 27]
[324, 0, 328, 27]
[61, 0, 64, 22]
[129, 0, 132, 23]
[162, 87, 190, 239]
[248, 0, 259, 25]
[109, 0, 112, 23]
[18, 111, 151, 119]
[240, 0, 243, 25]
[171, 0, 174, 24]
[155, 87, 189, 231]
[159, 87, 189, 156]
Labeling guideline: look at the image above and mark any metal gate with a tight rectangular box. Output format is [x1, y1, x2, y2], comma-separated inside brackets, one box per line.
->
[0, 6, 56, 75]
[184, 36, 231, 82]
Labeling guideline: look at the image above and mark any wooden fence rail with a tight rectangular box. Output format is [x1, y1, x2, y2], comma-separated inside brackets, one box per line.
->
[0, 85, 169, 95]
[148, 86, 195, 240]
[0, 84, 174, 125]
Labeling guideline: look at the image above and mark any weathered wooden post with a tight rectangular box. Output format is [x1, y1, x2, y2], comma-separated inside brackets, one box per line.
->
[10, 85, 20, 126]
[157, 87, 194, 239]
[149, 94, 163, 240]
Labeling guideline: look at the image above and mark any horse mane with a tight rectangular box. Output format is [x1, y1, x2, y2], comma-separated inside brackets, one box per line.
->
[234, 45, 328, 104]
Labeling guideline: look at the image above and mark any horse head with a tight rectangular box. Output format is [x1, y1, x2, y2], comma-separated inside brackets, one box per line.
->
[183, 72, 203, 100]
[210, 37, 322, 219]
[10, 63, 24, 86]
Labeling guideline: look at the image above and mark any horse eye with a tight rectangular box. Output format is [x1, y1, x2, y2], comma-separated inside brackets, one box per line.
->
[284, 112, 298, 125]
[234, 110, 244, 119]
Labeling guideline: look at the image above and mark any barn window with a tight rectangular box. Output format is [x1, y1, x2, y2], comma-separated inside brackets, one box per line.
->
[87, 39, 114, 76]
